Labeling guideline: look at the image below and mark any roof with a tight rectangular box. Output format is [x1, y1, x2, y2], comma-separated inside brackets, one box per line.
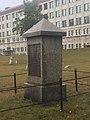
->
[0, 1, 49, 16]
[23, 18, 66, 38]
[38, 0, 49, 4]
[0, 4, 24, 16]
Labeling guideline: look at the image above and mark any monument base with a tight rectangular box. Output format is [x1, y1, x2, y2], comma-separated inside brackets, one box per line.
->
[24, 82, 66, 103]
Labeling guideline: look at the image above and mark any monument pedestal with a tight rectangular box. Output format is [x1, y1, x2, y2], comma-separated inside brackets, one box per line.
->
[24, 82, 66, 103]
[23, 18, 66, 103]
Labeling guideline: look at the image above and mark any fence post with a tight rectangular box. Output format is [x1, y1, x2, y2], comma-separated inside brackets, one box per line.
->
[74, 68, 78, 92]
[59, 77, 63, 112]
[14, 73, 17, 95]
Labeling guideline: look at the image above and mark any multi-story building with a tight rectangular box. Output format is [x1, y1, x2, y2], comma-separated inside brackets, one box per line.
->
[0, 5, 27, 54]
[0, 0, 90, 54]
[39, 0, 90, 49]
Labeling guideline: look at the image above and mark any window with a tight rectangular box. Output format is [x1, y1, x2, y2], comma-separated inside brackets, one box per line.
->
[55, 0, 60, 7]
[56, 10, 60, 17]
[25, 47, 27, 51]
[62, 20, 67, 27]
[76, 30, 78, 35]
[7, 31, 11, 36]
[17, 48, 20, 52]
[79, 44, 81, 48]
[2, 24, 4, 29]
[62, 9, 66, 16]
[83, 28, 86, 34]
[50, 12, 54, 19]
[76, 5, 81, 13]
[62, 0, 66, 5]
[0, 32, 1, 37]
[2, 39, 5, 43]
[12, 37, 15, 42]
[12, 13, 15, 18]
[6, 23, 11, 28]
[71, 30, 74, 36]
[44, 3, 48, 10]
[84, 3, 90, 11]
[76, 17, 82, 25]
[56, 21, 60, 27]
[69, 19, 74, 26]
[79, 29, 81, 35]
[6, 14, 10, 20]
[12, 48, 16, 52]
[68, 31, 70, 36]
[76, 44, 78, 48]
[69, 0, 74, 3]
[2, 32, 5, 37]
[16, 12, 19, 17]
[87, 28, 89, 34]
[16, 37, 19, 42]
[49, 1, 53, 8]
[68, 44, 70, 49]
[84, 16, 90, 24]
[12, 22, 16, 27]
[69, 7, 74, 15]
[39, 5, 42, 10]
[71, 44, 74, 49]
[21, 47, 24, 52]
[7, 38, 10, 43]
[2, 16, 4, 21]
[65, 44, 67, 49]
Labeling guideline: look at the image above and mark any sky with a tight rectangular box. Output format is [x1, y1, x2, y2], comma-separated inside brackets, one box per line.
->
[0, 0, 32, 10]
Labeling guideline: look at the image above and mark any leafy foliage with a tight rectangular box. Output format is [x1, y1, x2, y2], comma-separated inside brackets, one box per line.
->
[13, 0, 48, 35]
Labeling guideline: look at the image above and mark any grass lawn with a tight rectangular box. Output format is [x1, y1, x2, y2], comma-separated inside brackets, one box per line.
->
[0, 48, 90, 120]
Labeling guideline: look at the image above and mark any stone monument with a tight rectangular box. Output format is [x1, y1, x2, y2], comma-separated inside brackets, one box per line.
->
[23, 18, 66, 103]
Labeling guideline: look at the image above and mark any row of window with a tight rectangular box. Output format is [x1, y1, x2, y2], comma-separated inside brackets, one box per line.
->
[0, 29, 20, 37]
[63, 43, 82, 49]
[63, 43, 89, 49]
[39, 1, 90, 12]
[0, 37, 25, 43]
[0, 47, 26, 53]
[49, 5, 90, 19]
[67, 28, 89, 36]
[13, 47, 26, 52]
[0, 21, 16, 29]
[0, 11, 23, 22]
[0, 30, 11, 37]
[55, 16, 90, 27]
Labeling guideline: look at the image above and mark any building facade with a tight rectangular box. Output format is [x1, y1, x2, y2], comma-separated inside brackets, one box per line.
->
[0, 0, 90, 54]
[0, 5, 27, 54]
[39, 0, 90, 49]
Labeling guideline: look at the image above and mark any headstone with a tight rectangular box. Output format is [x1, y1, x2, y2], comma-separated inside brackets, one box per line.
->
[23, 18, 66, 103]
[9, 56, 13, 65]
[15, 60, 17, 64]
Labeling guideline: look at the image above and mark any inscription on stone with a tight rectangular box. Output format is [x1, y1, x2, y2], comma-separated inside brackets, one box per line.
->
[28, 44, 41, 77]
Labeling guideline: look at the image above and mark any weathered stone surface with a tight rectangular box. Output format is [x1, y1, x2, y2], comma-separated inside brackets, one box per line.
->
[24, 18, 66, 103]
[23, 18, 66, 38]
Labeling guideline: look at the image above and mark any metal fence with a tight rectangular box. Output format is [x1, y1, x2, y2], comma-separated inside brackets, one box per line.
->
[0, 69, 90, 112]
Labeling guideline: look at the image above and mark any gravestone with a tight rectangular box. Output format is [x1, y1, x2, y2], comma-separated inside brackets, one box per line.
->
[9, 56, 13, 65]
[23, 18, 66, 103]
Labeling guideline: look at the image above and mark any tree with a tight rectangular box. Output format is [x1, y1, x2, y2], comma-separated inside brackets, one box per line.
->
[13, 0, 48, 35]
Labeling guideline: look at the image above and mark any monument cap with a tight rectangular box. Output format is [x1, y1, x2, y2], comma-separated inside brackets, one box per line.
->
[23, 18, 66, 38]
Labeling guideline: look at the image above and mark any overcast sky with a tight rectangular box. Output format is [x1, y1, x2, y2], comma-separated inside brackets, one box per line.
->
[0, 0, 32, 10]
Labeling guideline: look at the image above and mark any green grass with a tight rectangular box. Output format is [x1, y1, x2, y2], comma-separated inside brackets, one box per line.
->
[0, 48, 90, 120]
[63, 48, 90, 71]
[0, 94, 90, 120]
